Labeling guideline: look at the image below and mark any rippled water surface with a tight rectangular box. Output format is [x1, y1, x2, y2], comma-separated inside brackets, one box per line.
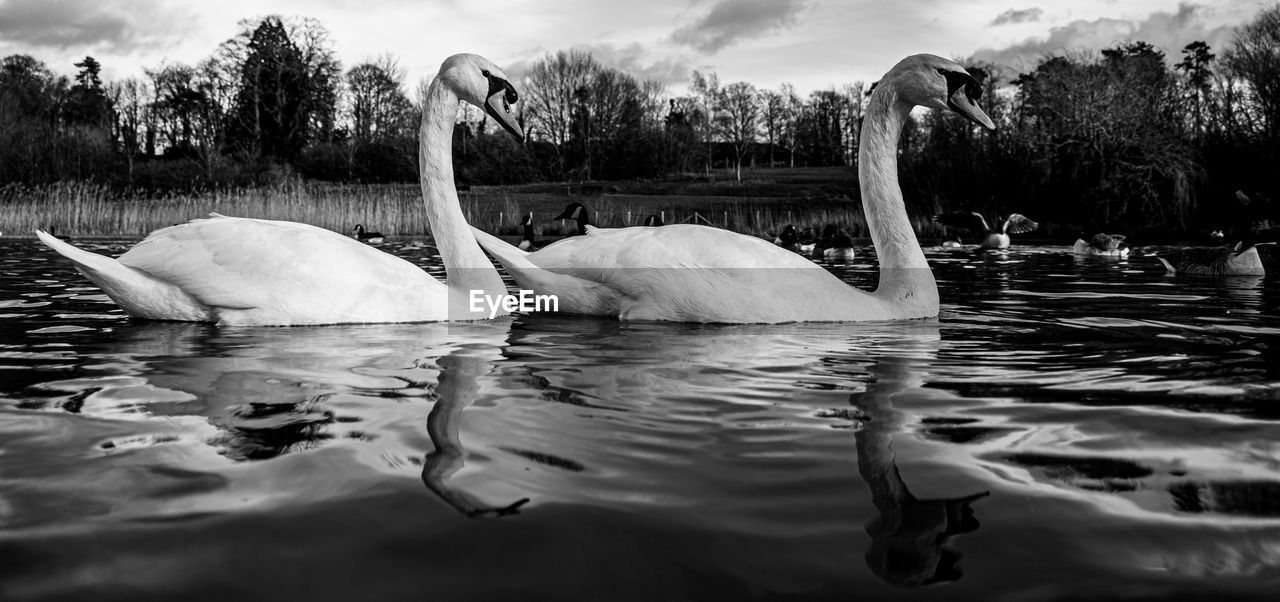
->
[2, 238, 1279, 601]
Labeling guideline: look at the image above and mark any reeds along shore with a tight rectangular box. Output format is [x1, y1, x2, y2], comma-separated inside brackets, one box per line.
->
[0, 180, 925, 241]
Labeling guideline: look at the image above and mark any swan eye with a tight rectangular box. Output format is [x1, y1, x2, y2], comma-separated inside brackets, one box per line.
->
[482, 69, 491, 78]
[938, 69, 981, 101]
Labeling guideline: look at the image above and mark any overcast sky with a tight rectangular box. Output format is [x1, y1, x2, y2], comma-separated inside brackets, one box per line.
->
[0, 0, 1269, 95]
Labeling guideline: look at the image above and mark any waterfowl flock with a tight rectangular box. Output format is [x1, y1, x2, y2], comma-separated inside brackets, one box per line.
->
[30, 52, 1279, 326]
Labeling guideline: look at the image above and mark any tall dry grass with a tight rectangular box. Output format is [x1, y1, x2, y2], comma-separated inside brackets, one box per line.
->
[0, 180, 946, 241]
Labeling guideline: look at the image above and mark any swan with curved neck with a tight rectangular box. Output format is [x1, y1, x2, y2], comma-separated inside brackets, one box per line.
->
[471, 54, 994, 322]
[35, 53, 521, 326]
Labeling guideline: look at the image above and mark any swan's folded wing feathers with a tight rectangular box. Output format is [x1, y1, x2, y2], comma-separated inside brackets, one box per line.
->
[119, 216, 443, 316]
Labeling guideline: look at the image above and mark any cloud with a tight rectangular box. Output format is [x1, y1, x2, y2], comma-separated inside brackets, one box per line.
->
[991, 8, 1043, 26]
[509, 43, 694, 89]
[0, 0, 194, 54]
[671, 0, 809, 54]
[973, 3, 1237, 73]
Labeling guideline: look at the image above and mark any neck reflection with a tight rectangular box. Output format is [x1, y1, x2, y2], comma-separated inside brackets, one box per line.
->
[852, 334, 989, 587]
[420, 336, 530, 518]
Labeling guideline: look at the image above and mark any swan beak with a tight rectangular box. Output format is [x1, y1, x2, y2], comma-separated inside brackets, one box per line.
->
[947, 87, 995, 131]
[485, 86, 524, 142]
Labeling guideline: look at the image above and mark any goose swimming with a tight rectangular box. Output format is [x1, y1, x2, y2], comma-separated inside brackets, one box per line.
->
[518, 212, 550, 251]
[1155, 242, 1266, 277]
[351, 223, 386, 244]
[36, 53, 522, 326]
[554, 202, 591, 236]
[1072, 233, 1128, 257]
[814, 224, 856, 261]
[934, 211, 1037, 250]
[470, 54, 995, 322]
[773, 224, 799, 250]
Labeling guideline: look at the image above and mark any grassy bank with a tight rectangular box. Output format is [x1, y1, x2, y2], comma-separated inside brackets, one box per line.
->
[0, 168, 913, 241]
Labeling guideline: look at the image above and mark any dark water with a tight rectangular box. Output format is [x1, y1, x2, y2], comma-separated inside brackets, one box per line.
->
[2, 237, 1279, 601]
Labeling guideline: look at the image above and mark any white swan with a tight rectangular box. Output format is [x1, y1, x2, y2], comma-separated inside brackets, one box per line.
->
[471, 54, 995, 322]
[36, 53, 522, 326]
[933, 211, 1037, 250]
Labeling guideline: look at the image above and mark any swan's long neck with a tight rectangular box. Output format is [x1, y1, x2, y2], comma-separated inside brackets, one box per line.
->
[860, 84, 937, 307]
[421, 81, 507, 303]
[860, 88, 927, 270]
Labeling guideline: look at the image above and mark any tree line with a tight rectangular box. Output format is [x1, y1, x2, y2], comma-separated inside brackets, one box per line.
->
[2, 7, 1278, 232]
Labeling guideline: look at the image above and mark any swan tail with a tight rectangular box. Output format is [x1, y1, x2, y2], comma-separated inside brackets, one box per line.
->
[35, 230, 210, 321]
[471, 225, 560, 287]
[471, 226, 532, 262]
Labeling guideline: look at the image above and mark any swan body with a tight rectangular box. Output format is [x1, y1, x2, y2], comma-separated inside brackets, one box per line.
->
[1072, 233, 1128, 257]
[471, 54, 995, 323]
[1156, 244, 1265, 277]
[351, 223, 385, 243]
[935, 212, 1037, 250]
[36, 53, 523, 326]
[38, 216, 449, 325]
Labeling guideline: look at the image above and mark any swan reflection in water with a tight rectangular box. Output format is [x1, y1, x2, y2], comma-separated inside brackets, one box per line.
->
[28, 316, 991, 587]
[848, 333, 989, 587]
[421, 341, 529, 518]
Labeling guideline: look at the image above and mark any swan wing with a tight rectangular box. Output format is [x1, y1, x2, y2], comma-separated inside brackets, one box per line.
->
[1002, 213, 1039, 234]
[934, 211, 989, 233]
[119, 216, 447, 324]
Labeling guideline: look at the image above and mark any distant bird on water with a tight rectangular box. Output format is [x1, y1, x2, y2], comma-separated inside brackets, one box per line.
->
[814, 224, 856, 261]
[518, 212, 542, 251]
[554, 202, 592, 236]
[351, 224, 385, 244]
[1072, 233, 1129, 257]
[933, 211, 1038, 250]
[642, 214, 664, 227]
[1155, 242, 1266, 277]
[773, 224, 799, 250]
[796, 226, 818, 255]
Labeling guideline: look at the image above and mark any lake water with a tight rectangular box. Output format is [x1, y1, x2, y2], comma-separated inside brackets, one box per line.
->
[2, 237, 1279, 601]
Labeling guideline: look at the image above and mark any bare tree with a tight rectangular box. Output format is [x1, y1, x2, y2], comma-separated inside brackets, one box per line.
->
[522, 49, 597, 177]
[1224, 5, 1280, 143]
[346, 55, 413, 144]
[714, 81, 759, 181]
[690, 70, 720, 174]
